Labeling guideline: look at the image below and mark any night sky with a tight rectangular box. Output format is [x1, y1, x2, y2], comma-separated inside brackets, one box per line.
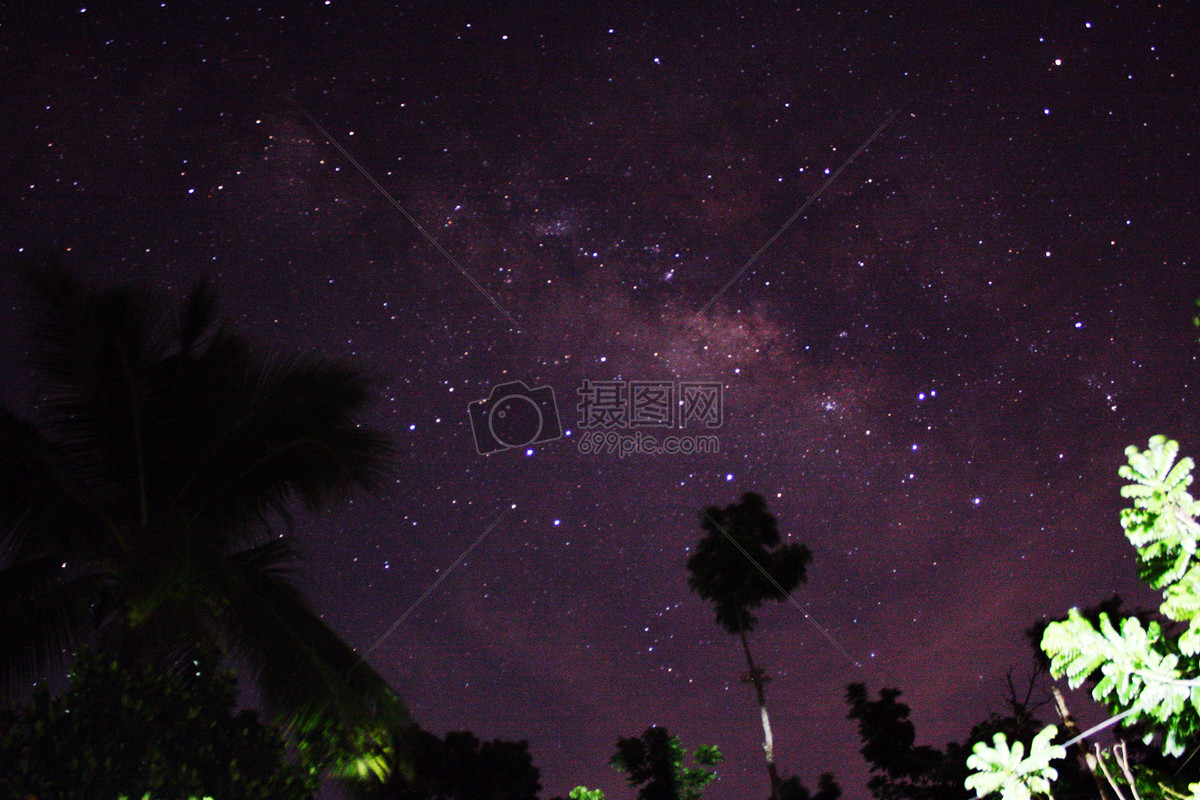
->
[2, 2, 1199, 798]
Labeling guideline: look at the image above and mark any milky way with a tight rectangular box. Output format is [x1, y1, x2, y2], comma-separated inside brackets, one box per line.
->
[2, 3, 1198, 798]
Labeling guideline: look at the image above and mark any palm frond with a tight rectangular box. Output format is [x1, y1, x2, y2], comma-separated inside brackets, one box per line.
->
[18, 260, 168, 523]
[169, 351, 394, 547]
[0, 407, 106, 563]
[0, 556, 104, 695]
[2, 261, 407, 780]
[177, 276, 217, 354]
[218, 541, 411, 773]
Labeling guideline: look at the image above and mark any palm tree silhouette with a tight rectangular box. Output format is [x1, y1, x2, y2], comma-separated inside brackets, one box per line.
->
[0, 259, 409, 779]
[686, 492, 813, 800]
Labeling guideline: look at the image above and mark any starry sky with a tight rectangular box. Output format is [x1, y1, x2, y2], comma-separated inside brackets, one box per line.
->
[2, 2, 1199, 798]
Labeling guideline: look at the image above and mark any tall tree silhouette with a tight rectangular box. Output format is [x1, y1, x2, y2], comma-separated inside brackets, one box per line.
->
[0, 260, 409, 779]
[686, 492, 813, 800]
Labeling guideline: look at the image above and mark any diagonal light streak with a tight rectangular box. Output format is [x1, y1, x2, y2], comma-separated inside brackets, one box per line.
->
[291, 100, 522, 333]
[352, 506, 510, 666]
[689, 104, 906, 327]
[701, 509, 862, 668]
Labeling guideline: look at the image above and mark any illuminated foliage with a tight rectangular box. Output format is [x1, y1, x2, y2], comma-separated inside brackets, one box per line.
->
[966, 437, 1200, 800]
[568, 788, 608, 800]
[964, 727, 1064, 800]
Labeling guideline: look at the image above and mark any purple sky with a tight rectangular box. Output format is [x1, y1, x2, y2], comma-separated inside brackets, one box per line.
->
[2, 2, 1198, 798]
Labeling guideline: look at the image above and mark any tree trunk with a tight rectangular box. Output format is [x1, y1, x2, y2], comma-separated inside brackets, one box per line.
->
[1052, 685, 1114, 800]
[740, 629, 782, 800]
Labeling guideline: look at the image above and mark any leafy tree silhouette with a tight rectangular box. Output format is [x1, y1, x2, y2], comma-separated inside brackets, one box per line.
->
[610, 726, 722, 800]
[0, 646, 318, 800]
[0, 259, 409, 780]
[562, 726, 722, 800]
[686, 492, 814, 800]
[778, 771, 841, 800]
[378, 728, 542, 800]
[845, 677, 1096, 800]
[845, 682, 969, 800]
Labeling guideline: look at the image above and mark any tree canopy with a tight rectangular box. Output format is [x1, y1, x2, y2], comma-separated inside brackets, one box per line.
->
[0, 260, 409, 779]
[563, 726, 722, 800]
[379, 728, 543, 800]
[0, 647, 317, 800]
[845, 678, 1097, 800]
[686, 491, 817, 800]
[610, 726, 723, 800]
[686, 492, 812, 635]
[966, 436, 1200, 800]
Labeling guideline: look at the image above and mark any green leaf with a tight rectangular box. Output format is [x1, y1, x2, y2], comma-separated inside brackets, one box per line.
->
[965, 726, 1065, 800]
[1118, 437, 1200, 592]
